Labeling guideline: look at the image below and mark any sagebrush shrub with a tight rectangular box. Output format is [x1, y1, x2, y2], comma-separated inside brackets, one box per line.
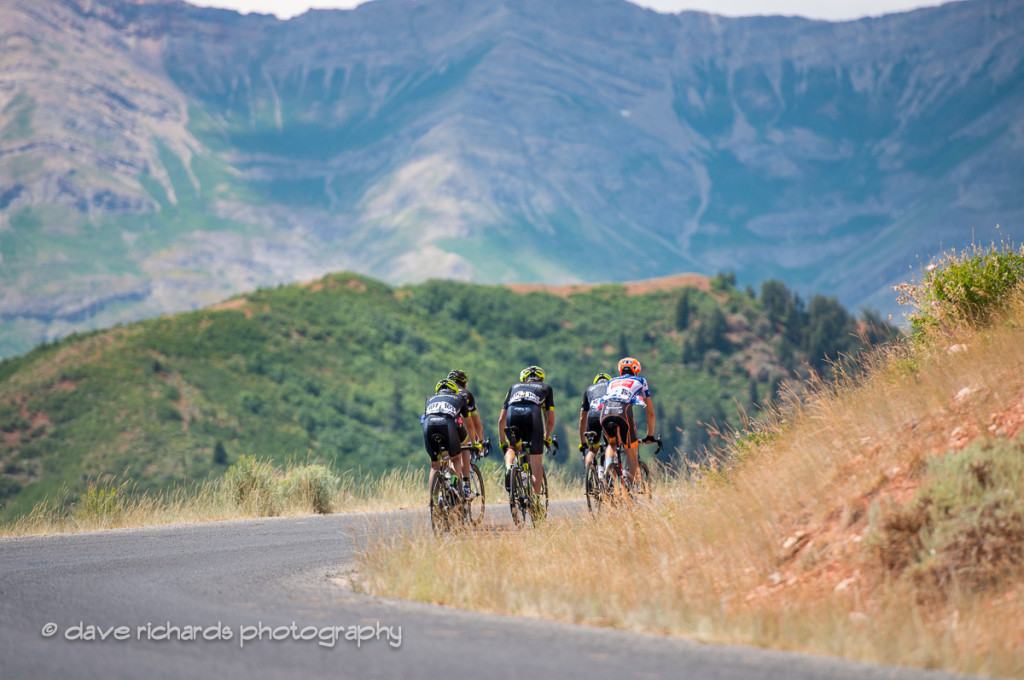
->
[284, 464, 338, 514]
[896, 237, 1024, 336]
[76, 482, 128, 526]
[222, 455, 282, 516]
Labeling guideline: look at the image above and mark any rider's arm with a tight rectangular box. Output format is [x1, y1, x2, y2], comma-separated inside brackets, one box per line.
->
[497, 408, 508, 446]
[544, 386, 555, 439]
[578, 409, 586, 444]
[643, 396, 655, 439]
[469, 412, 483, 443]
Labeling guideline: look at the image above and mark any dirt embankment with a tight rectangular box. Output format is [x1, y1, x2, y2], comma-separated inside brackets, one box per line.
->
[506, 273, 711, 297]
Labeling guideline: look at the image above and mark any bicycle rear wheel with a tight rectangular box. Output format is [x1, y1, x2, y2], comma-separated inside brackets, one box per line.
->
[467, 463, 485, 525]
[429, 472, 452, 536]
[508, 467, 527, 527]
[585, 463, 602, 518]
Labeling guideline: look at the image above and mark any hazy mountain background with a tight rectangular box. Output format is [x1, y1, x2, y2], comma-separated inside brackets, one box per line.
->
[1, 0, 1021, 357]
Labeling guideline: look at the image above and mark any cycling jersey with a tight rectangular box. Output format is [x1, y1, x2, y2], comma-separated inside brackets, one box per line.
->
[580, 382, 609, 413]
[601, 375, 651, 405]
[423, 390, 470, 420]
[580, 381, 608, 441]
[502, 382, 555, 410]
[458, 387, 478, 415]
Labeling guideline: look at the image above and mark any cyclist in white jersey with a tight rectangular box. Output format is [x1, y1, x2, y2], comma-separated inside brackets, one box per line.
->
[598, 357, 655, 487]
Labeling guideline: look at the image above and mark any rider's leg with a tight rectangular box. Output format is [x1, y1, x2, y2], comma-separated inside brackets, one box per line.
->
[624, 442, 640, 485]
[530, 453, 544, 495]
[429, 460, 441, 491]
[603, 437, 617, 477]
[460, 447, 473, 498]
[503, 445, 516, 490]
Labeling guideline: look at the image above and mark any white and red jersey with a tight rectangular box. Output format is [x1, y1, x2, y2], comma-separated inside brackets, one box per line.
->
[601, 375, 650, 406]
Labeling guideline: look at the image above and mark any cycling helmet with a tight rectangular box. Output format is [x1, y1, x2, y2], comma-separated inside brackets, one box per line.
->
[435, 378, 458, 393]
[593, 373, 611, 384]
[520, 365, 545, 382]
[617, 357, 641, 375]
[447, 369, 468, 386]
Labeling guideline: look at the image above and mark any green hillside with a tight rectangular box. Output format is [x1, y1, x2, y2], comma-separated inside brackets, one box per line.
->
[0, 271, 896, 519]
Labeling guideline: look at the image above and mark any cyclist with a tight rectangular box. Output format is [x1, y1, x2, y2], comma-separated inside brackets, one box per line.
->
[497, 365, 555, 495]
[448, 369, 484, 499]
[599, 357, 655, 488]
[421, 378, 471, 496]
[578, 373, 611, 473]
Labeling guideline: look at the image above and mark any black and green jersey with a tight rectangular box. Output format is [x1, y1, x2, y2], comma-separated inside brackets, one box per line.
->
[502, 382, 555, 410]
[423, 389, 470, 420]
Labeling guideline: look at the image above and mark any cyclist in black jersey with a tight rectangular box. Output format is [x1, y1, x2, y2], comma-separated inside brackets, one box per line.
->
[422, 378, 471, 494]
[448, 369, 484, 499]
[497, 365, 555, 494]
[578, 372, 610, 471]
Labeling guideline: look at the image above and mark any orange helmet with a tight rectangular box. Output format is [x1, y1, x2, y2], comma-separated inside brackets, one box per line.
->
[617, 357, 641, 375]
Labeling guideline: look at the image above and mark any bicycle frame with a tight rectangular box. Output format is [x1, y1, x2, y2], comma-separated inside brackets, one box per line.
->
[428, 434, 470, 535]
[586, 434, 662, 515]
[458, 438, 490, 525]
[503, 426, 555, 526]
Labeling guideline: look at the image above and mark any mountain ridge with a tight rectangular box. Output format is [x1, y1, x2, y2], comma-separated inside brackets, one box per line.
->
[0, 0, 1021, 356]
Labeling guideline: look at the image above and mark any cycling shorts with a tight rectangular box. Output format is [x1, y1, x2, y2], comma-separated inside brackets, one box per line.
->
[506, 403, 544, 458]
[423, 415, 461, 463]
[600, 400, 637, 447]
[584, 410, 603, 444]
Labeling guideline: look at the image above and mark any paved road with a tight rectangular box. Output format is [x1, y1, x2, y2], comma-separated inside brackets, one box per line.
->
[0, 504, 971, 680]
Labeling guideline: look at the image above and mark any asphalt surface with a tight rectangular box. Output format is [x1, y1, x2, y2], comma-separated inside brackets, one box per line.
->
[0, 502, 976, 680]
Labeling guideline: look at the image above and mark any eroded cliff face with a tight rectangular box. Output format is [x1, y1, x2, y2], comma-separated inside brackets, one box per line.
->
[1, 0, 1022, 356]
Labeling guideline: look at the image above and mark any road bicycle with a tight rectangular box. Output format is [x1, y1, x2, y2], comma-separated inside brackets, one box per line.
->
[427, 435, 471, 536]
[503, 425, 558, 527]
[582, 431, 605, 518]
[585, 432, 662, 516]
[580, 429, 608, 517]
[461, 438, 491, 525]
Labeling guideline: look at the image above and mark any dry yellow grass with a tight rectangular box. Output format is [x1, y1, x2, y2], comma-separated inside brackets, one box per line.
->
[0, 464, 440, 537]
[358, 294, 1024, 677]
[0, 454, 565, 537]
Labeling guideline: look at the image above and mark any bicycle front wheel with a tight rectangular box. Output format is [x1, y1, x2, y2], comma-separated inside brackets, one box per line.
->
[637, 460, 652, 499]
[467, 463, 485, 525]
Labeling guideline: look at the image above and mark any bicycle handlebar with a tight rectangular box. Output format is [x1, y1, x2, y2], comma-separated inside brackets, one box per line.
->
[461, 437, 492, 458]
[641, 434, 664, 456]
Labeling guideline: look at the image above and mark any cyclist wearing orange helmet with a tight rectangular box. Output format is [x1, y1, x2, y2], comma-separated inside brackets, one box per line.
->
[598, 357, 656, 486]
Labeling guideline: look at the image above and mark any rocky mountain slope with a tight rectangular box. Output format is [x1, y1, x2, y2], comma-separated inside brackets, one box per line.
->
[0, 0, 1021, 356]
